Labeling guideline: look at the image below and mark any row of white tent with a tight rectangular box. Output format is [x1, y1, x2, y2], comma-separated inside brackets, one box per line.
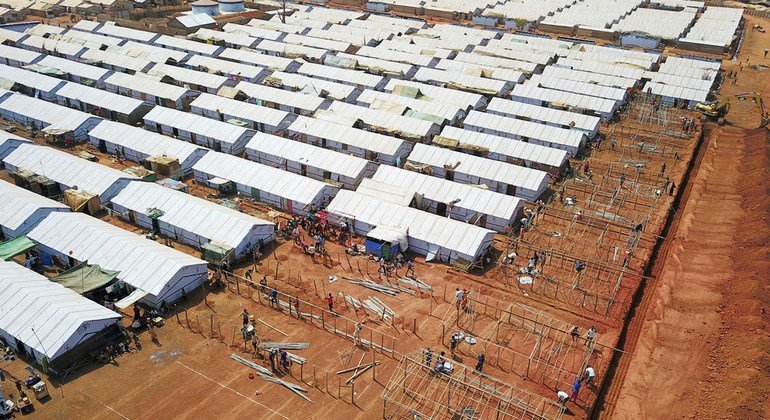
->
[0, 14, 724, 264]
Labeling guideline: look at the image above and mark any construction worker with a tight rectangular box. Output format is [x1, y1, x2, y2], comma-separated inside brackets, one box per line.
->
[242, 308, 250, 326]
[586, 326, 597, 346]
[405, 259, 415, 277]
[585, 366, 596, 386]
[475, 353, 485, 372]
[557, 390, 570, 407]
[570, 378, 582, 402]
[354, 322, 364, 345]
[570, 326, 580, 342]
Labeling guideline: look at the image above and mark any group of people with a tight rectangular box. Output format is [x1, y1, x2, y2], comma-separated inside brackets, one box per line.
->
[268, 348, 292, 373]
[376, 254, 414, 279]
[569, 325, 597, 346]
[557, 366, 597, 408]
[679, 117, 698, 134]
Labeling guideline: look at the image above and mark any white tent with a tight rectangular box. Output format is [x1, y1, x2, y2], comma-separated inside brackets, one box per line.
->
[371, 165, 524, 233]
[88, 120, 209, 176]
[3, 144, 137, 202]
[287, 116, 412, 166]
[0, 64, 65, 101]
[245, 132, 377, 190]
[27, 212, 208, 307]
[192, 151, 339, 215]
[104, 72, 194, 110]
[439, 126, 569, 172]
[0, 179, 70, 238]
[189, 93, 290, 135]
[326, 190, 495, 264]
[0, 129, 32, 161]
[111, 181, 274, 259]
[144, 105, 257, 155]
[0, 260, 121, 366]
[0, 93, 102, 141]
[462, 110, 585, 156]
[406, 143, 549, 201]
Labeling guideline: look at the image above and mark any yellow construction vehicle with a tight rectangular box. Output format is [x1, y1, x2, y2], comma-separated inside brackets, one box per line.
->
[695, 92, 770, 128]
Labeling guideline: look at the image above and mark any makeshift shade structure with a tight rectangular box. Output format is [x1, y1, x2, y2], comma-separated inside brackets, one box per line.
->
[50, 261, 119, 294]
[0, 236, 35, 261]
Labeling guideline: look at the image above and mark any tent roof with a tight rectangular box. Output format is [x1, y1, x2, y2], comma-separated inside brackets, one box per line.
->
[372, 165, 523, 221]
[110, 181, 274, 250]
[3, 144, 137, 199]
[407, 143, 549, 193]
[192, 151, 337, 206]
[327, 190, 495, 260]
[27, 212, 207, 297]
[0, 179, 69, 232]
[0, 260, 121, 361]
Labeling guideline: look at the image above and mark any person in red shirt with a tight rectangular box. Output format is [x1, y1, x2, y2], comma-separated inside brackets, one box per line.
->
[326, 293, 334, 313]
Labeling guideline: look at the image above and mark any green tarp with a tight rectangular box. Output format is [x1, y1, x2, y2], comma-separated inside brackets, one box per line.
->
[50, 262, 119, 294]
[0, 236, 36, 261]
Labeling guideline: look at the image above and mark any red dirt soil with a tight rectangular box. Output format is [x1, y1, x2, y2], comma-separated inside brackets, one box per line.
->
[604, 14, 770, 419]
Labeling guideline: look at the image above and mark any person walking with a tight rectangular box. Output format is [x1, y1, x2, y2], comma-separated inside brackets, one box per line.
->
[405, 259, 415, 277]
[147, 318, 158, 343]
[269, 288, 279, 308]
[765, 48, 768, 58]
[326, 293, 334, 313]
[260, 275, 268, 293]
[660, 162, 666, 176]
[450, 332, 462, 354]
[268, 348, 277, 373]
[242, 308, 250, 326]
[251, 333, 259, 357]
[455, 288, 463, 309]
[292, 297, 300, 318]
[669, 182, 676, 196]
[475, 353, 485, 372]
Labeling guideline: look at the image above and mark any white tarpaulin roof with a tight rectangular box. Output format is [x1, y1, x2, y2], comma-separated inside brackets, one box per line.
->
[246, 132, 372, 179]
[327, 190, 495, 260]
[192, 151, 336, 206]
[407, 143, 549, 194]
[0, 94, 99, 133]
[3, 143, 136, 199]
[372, 165, 524, 221]
[54, 81, 147, 115]
[440, 126, 569, 168]
[145, 104, 256, 147]
[289, 115, 407, 157]
[0, 179, 69, 233]
[111, 181, 274, 250]
[486, 97, 600, 134]
[88, 120, 208, 170]
[0, 260, 121, 361]
[27, 212, 207, 297]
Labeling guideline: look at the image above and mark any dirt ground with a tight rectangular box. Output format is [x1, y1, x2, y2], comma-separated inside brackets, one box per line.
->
[603, 14, 770, 420]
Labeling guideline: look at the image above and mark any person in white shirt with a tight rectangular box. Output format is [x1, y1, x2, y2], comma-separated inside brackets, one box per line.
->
[557, 390, 570, 406]
[585, 366, 596, 386]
